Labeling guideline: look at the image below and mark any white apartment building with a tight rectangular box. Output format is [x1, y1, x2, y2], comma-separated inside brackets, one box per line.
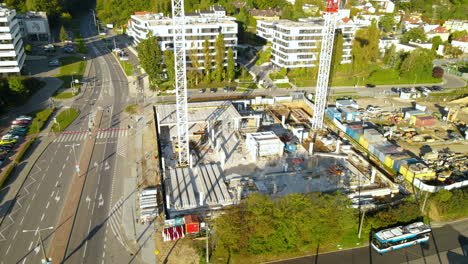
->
[257, 18, 359, 68]
[127, 7, 237, 69]
[0, 5, 25, 76]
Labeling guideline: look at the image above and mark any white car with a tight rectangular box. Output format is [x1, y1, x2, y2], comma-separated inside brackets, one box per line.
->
[16, 115, 32, 121]
[2, 134, 20, 140]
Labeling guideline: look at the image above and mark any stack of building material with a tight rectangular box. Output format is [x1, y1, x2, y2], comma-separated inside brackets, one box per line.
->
[167, 167, 198, 210]
[340, 106, 360, 121]
[197, 163, 232, 206]
[326, 107, 342, 121]
[404, 110, 426, 119]
[139, 188, 158, 222]
[162, 219, 185, 242]
[246, 132, 284, 159]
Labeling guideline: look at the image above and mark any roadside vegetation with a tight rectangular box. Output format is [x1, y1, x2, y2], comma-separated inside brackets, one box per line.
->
[51, 108, 80, 132]
[426, 187, 468, 221]
[124, 104, 138, 114]
[211, 192, 422, 263]
[113, 53, 134, 76]
[27, 107, 56, 135]
[254, 47, 272, 66]
[0, 77, 45, 113]
[0, 137, 37, 188]
[53, 89, 80, 99]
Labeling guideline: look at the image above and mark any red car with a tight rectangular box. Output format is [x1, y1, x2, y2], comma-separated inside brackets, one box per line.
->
[12, 120, 29, 125]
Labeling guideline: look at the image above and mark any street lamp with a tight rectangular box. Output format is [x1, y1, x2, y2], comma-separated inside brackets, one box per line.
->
[71, 77, 79, 95]
[65, 143, 80, 174]
[23, 226, 54, 263]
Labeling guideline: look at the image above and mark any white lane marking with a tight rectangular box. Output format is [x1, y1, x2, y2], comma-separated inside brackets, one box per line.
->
[20, 216, 25, 225]
[62, 163, 66, 169]
[66, 155, 70, 161]
[46, 201, 50, 209]
[40, 213, 45, 222]
[34, 246, 40, 255]
[13, 230, 18, 239]
[59, 172, 62, 178]
[51, 191, 55, 197]
[21, 258, 27, 264]
[31, 193, 36, 200]
[26, 204, 31, 213]
[55, 181, 59, 187]
[83, 221, 92, 258]
[5, 244, 11, 255]
[98, 193, 104, 208]
[28, 241, 33, 250]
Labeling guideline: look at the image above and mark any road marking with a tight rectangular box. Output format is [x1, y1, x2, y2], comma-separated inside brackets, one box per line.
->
[28, 241, 33, 250]
[62, 163, 66, 169]
[83, 221, 92, 258]
[5, 245, 11, 255]
[26, 204, 30, 213]
[46, 201, 50, 209]
[40, 213, 45, 222]
[13, 230, 18, 239]
[32, 193, 36, 200]
[21, 258, 27, 264]
[98, 193, 104, 208]
[59, 171, 62, 178]
[66, 155, 70, 161]
[20, 216, 24, 225]
[34, 246, 40, 255]
[51, 191, 55, 197]
[55, 181, 59, 187]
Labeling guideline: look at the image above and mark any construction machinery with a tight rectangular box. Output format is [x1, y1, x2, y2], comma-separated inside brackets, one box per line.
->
[172, 0, 190, 166]
[311, 0, 340, 130]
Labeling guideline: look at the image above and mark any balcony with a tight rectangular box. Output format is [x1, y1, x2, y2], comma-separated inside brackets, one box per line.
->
[0, 66, 20, 73]
[0, 33, 13, 40]
[0, 60, 18, 66]
[0, 43, 14, 50]
[0, 50, 17, 57]
[0, 26, 10, 33]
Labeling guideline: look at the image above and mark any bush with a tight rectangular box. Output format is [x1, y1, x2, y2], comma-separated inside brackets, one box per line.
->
[25, 44, 32, 54]
[432, 66, 444, 78]
[0, 164, 16, 187]
[124, 104, 138, 114]
[15, 137, 36, 163]
[27, 107, 55, 135]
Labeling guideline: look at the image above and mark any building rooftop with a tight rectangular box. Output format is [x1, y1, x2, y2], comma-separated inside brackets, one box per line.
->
[454, 35, 468, 42]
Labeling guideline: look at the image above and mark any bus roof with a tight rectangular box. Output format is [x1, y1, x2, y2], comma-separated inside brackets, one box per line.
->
[374, 222, 431, 242]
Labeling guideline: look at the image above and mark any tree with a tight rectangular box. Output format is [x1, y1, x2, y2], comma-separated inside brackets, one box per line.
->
[26, 0, 62, 18]
[383, 44, 397, 67]
[60, 12, 72, 27]
[331, 31, 344, 73]
[352, 20, 380, 72]
[431, 36, 443, 51]
[449, 30, 467, 43]
[24, 44, 32, 54]
[202, 39, 212, 83]
[399, 48, 435, 79]
[188, 43, 201, 86]
[402, 27, 427, 43]
[214, 34, 225, 82]
[226, 48, 235, 82]
[163, 49, 175, 83]
[432, 66, 444, 78]
[379, 14, 395, 32]
[60, 26, 68, 42]
[137, 35, 164, 89]
[8, 77, 27, 96]
[443, 43, 463, 58]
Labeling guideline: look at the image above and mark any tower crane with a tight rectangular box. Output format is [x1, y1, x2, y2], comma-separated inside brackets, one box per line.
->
[171, 0, 190, 166]
[311, 0, 340, 130]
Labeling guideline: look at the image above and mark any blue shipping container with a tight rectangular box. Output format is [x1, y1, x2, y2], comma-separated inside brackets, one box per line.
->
[285, 143, 297, 152]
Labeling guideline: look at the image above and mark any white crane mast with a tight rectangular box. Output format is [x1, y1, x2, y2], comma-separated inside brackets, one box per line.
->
[311, 0, 339, 130]
[172, 0, 190, 166]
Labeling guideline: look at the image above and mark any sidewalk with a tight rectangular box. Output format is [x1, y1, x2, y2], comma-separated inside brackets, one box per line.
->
[121, 108, 157, 264]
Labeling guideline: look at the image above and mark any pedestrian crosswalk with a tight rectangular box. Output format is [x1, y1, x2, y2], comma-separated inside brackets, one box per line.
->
[116, 137, 127, 157]
[108, 197, 125, 247]
[54, 129, 128, 143]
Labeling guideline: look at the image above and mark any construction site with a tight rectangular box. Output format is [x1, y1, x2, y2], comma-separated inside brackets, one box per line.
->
[154, 95, 402, 218]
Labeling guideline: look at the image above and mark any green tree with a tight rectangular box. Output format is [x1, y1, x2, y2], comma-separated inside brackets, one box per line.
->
[214, 34, 226, 82]
[449, 30, 468, 43]
[163, 49, 175, 83]
[59, 25, 68, 42]
[431, 36, 443, 51]
[188, 43, 201, 86]
[352, 20, 380, 72]
[202, 39, 212, 83]
[443, 43, 463, 58]
[379, 14, 395, 32]
[60, 12, 73, 27]
[137, 35, 164, 89]
[399, 48, 435, 79]
[383, 44, 398, 68]
[26, 0, 62, 18]
[8, 77, 27, 96]
[402, 27, 427, 43]
[226, 48, 235, 82]
[331, 31, 344, 73]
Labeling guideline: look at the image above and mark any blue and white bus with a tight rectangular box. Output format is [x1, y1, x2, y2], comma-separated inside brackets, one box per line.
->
[371, 222, 431, 253]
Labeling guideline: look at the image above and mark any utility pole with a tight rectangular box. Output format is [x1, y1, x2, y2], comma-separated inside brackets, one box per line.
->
[206, 225, 210, 264]
[23, 226, 54, 263]
[358, 210, 366, 239]
[421, 191, 429, 213]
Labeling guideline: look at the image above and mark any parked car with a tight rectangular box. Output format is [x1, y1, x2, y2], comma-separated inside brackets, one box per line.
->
[210, 88, 217, 93]
[11, 124, 28, 129]
[12, 120, 29, 125]
[223, 87, 229, 92]
[2, 134, 20, 140]
[16, 115, 32, 121]
[0, 139, 17, 145]
[366, 84, 376, 88]
[48, 59, 60, 67]
[198, 89, 205, 93]
[431, 85, 443, 91]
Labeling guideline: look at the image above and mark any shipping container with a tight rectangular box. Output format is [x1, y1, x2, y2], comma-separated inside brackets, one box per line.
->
[404, 110, 426, 119]
[414, 116, 437, 127]
[285, 143, 297, 152]
[184, 215, 200, 234]
[359, 136, 369, 149]
[385, 153, 411, 169]
[391, 156, 415, 172]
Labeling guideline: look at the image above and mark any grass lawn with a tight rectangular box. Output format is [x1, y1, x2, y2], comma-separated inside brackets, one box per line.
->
[237, 82, 258, 89]
[255, 47, 272, 66]
[189, 81, 237, 89]
[124, 104, 138, 114]
[270, 72, 286, 80]
[55, 56, 86, 90]
[53, 87, 80, 99]
[429, 88, 466, 97]
[275, 83, 292, 88]
[113, 53, 134, 76]
[51, 108, 80, 132]
[27, 107, 55, 135]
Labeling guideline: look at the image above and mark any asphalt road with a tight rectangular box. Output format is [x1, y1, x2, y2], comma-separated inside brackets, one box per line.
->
[268, 219, 468, 264]
[0, 12, 136, 264]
